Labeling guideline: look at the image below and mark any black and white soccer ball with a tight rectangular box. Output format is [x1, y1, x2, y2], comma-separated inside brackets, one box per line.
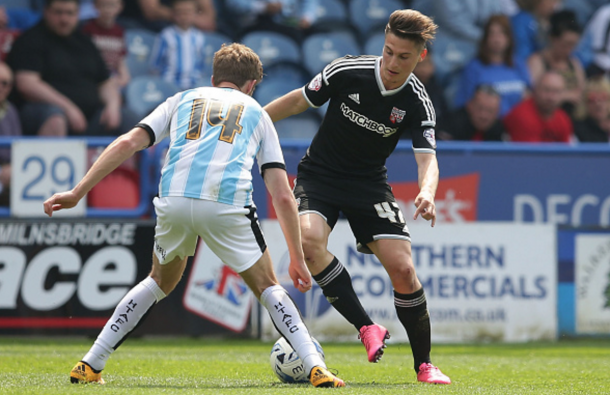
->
[269, 336, 325, 383]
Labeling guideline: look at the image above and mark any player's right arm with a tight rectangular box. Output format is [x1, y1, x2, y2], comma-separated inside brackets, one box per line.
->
[43, 127, 151, 216]
[263, 88, 310, 122]
[263, 167, 311, 293]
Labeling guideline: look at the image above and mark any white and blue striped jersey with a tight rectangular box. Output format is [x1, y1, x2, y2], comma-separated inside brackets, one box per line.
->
[139, 87, 285, 207]
[150, 26, 206, 89]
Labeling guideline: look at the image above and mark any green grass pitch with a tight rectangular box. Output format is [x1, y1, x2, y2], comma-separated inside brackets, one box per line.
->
[1, 337, 609, 394]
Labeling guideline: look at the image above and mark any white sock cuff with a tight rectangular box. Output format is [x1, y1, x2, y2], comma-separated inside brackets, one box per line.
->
[260, 284, 285, 306]
[140, 276, 166, 302]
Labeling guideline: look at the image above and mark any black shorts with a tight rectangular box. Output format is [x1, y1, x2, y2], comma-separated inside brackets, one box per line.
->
[293, 172, 411, 254]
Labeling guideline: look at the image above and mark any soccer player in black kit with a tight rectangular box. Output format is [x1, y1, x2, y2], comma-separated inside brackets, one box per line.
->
[264, 9, 451, 384]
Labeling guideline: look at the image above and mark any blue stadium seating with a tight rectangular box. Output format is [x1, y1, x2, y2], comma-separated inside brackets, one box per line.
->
[274, 113, 320, 141]
[430, 30, 477, 85]
[125, 28, 157, 63]
[125, 76, 180, 118]
[264, 62, 310, 86]
[348, 0, 403, 39]
[241, 31, 301, 68]
[364, 32, 385, 56]
[125, 55, 151, 78]
[254, 78, 303, 107]
[202, 32, 233, 74]
[309, 0, 357, 37]
[302, 32, 361, 76]
[315, 0, 348, 24]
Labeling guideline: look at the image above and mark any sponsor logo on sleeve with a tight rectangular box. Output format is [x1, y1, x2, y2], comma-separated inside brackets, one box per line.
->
[308, 73, 323, 91]
[423, 128, 436, 148]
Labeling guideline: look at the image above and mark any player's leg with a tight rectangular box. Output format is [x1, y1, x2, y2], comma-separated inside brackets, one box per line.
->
[195, 201, 344, 387]
[70, 254, 186, 384]
[296, 180, 383, 360]
[239, 250, 344, 387]
[71, 196, 197, 384]
[301, 212, 388, 357]
[367, 239, 450, 384]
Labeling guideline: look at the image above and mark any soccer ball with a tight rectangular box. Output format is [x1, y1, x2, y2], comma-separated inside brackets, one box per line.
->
[269, 336, 325, 383]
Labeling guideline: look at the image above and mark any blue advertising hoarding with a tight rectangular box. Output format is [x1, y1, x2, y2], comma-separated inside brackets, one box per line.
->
[253, 141, 610, 227]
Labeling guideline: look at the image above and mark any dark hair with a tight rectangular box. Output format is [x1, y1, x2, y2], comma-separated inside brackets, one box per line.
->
[549, 10, 581, 37]
[385, 9, 437, 49]
[477, 15, 515, 67]
[45, 0, 79, 7]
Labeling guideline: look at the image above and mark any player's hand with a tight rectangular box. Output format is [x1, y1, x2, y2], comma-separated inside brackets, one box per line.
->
[288, 259, 312, 293]
[414, 192, 436, 227]
[43, 190, 80, 217]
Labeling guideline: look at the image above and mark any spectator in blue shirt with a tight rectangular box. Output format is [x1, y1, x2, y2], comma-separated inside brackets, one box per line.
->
[150, 0, 206, 89]
[455, 15, 531, 118]
[511, 0, 560, 63]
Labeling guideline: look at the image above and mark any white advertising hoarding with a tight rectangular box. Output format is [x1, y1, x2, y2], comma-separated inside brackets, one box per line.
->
[260, 221, 557, 343]
[575, 234, 610, 334]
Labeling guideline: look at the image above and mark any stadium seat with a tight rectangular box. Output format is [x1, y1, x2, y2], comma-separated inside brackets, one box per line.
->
[348, 0, 403, 39]
[88, 167, 140, 209]
[309, 0, 354, 35]
[430, 30, 476, 85]
[302, 32, 361, 76]
[125, 55, 151, 78]
[254, 78, 303, 106]
[274, 113, 320, 141]
[316, 0, 348, 23]
[125, 28, 157, 63]
[264, 62, 310, 86]
[364, 32, 385, 56]
[125, 76, 180, 118]
[241, 31, 301, 68]
[202, 32, 232, 74]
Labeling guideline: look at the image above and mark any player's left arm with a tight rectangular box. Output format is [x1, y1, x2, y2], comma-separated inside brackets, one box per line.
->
[43, 127, 151, 217]
[263, 88, 310, 122]
[413, 152, 439, 227]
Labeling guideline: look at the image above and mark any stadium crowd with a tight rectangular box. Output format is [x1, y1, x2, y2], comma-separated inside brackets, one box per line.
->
[1, 0, 610, 206]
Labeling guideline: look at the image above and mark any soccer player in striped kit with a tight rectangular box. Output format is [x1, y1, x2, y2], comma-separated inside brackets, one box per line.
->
[44, 43, 344, 388]
[264, 9, 451, 384]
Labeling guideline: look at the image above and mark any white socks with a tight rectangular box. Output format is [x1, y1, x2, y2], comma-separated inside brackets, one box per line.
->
[83, 276, 166, 371]
[260, 285, 325, 374]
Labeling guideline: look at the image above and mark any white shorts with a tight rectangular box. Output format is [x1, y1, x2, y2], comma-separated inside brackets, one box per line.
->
[153, 196, 267, 273]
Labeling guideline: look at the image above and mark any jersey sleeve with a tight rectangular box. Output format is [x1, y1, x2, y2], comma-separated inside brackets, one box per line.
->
[301, 57, 350, 108]
[407, 78, 437, 154]
[137, 92, 182, 147]
[257, 110, 286, 175]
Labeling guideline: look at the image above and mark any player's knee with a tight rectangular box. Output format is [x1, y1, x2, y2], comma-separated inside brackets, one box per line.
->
[389, 263, 416, 283]
[301, 234, 326, 262]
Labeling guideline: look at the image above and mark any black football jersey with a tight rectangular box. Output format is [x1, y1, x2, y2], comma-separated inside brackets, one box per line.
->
[300, 55, 437, 180]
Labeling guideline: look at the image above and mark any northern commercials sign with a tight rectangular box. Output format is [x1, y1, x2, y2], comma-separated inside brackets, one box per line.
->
[260, 221, 557, 343]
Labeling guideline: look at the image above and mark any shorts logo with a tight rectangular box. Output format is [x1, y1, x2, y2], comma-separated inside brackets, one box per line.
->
[295, 198, 301, 207]
[308, 73, 323, 91]
[154, 240, 166, 261]
[423, 128, 436, 148]
[390, 107, 406, 124]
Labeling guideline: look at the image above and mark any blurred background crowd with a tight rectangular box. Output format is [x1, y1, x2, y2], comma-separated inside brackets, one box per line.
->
[2, 0, 610, 204]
